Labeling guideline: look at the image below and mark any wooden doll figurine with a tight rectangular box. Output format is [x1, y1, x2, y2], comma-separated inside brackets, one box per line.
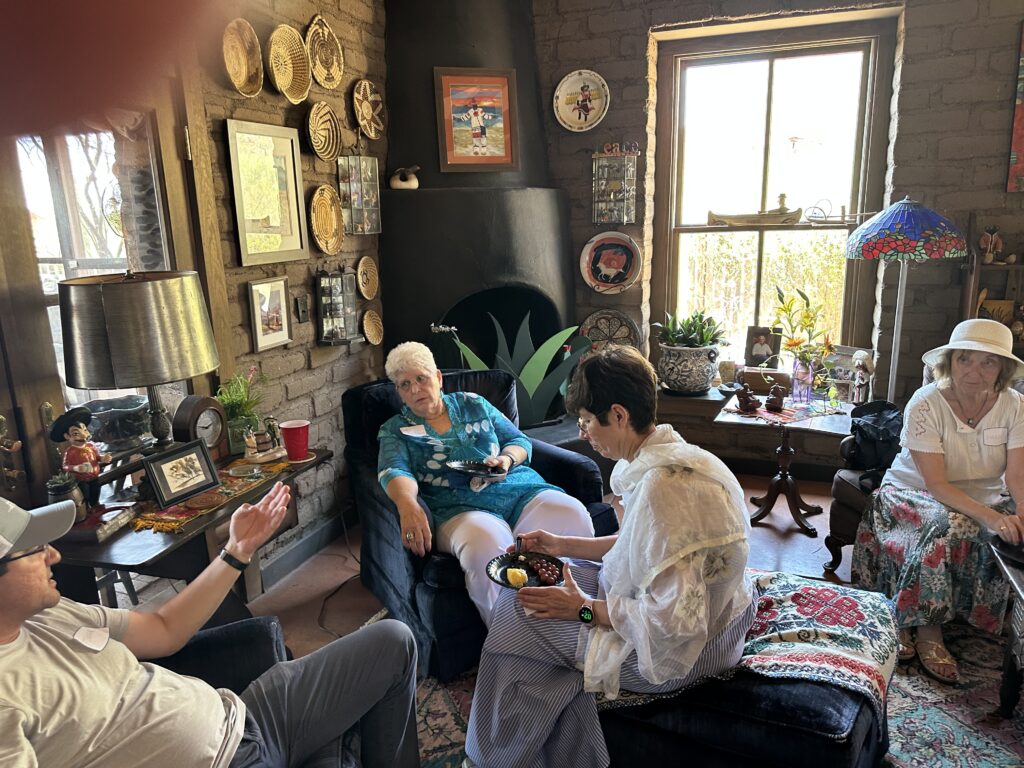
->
[736, 384, 760, 413]
[765, 384, 786, 413]
[48, 407, 111, 510]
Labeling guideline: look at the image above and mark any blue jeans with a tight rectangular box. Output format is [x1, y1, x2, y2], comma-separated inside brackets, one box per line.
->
[230, 619, 419, 768]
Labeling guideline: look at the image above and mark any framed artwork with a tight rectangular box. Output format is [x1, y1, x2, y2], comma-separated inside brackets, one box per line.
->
[1009, 23, 1024, 192]
[338, 155, 381, 234]
[143, 440, 221, 509]
[249, 276, 291, 352]
[745, 326, 782, 367]
[433, 67, 519, 172]
[226, 119, 308, 265]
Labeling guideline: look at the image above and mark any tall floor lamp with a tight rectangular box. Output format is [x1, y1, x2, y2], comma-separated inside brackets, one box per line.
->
[58, 270, 220, 446]
[846, 197, 967, 403]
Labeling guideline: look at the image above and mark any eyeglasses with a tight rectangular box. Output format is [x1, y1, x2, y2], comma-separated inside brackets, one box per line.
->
[396, 374, 432, 393]
[0, 544, 48, 564]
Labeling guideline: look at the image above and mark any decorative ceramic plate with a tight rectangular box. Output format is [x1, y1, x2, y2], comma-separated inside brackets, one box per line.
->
[310, 184, 344, 255]
[486, 551, 565, 590]
[305, 14, 344, 89]
[362, 309, 384, 345]
[579, 231, 642, 294]
[445, 460, 505, 478]
[222, 19, 263, 98]
[356, 255, 379, 300]
[579, 309, 641, 350]
[353, 79, 385, 140]
[307, 101, 342, 161]
[267, 24, 312, 104]
[553, 69, 610, 132]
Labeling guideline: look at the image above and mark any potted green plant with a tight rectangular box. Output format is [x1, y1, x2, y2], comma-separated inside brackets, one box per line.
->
[47, 471, 87, 521]
[652, 310, 726, 394]
[215, 366, 264, 455]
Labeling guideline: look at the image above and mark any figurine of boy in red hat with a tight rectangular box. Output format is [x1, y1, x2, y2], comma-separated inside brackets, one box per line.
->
[49, 406, 111, 509]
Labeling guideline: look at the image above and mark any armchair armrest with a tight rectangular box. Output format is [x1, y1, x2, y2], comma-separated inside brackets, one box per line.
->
[529, 438, 604, 505]
[150, 616, 287, 694]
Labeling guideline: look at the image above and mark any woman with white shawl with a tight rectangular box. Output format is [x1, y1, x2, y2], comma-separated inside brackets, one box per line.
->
[463, 346, 755, 768]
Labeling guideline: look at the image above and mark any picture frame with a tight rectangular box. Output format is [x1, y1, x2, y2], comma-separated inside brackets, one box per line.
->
[226, 119, 308, 265]
[1008, 22, 1024, 193]
[249, 276, 291, 352]
[143, 440, 221, 510]
[745, 326, 782, 367]
[433, 67, 519, 172]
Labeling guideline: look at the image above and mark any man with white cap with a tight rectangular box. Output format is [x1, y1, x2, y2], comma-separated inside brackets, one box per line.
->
[0, 484, 420, 767]
[853, 318, 1024, 686]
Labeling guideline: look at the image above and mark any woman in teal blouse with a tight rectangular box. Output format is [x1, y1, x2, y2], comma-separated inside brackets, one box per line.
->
[378, 342, 595, 625]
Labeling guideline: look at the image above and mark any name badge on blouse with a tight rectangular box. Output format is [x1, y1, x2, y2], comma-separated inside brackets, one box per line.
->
[984, 427, 1009, 446]
[73, 626, 110, 651]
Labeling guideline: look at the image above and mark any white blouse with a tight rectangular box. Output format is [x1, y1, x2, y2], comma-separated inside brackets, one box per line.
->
[577, 425, 752, 698]
[884, 383, 1024, 505]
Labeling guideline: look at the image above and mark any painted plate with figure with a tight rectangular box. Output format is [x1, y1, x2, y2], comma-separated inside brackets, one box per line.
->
[553, 69, 610, 132]
[579, 231, 641, 294]
[580, 309, 641, 350]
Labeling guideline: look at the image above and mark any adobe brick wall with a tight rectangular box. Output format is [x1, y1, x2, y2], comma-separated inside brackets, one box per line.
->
[195, 0, 387, 566]
[531, 0, 1024, 421]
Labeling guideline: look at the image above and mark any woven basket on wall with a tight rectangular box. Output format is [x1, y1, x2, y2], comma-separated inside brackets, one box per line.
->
[306, 15, 344, 90]
[362, 309, 384, 345]
[310, 184, 344, 255]
[222, 19, 263, 98]
[307, 101, 342, 161]
[267, 24, 312, 105]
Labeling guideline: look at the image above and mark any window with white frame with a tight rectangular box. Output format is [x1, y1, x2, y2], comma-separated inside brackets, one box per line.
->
[654, 19, 895, 361]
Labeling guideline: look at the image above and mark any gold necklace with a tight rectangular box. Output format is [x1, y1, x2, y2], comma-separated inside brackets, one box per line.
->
[951, 389, 989, 427]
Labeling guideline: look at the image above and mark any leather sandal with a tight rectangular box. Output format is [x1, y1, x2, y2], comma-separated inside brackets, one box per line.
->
[916, 639, 960, 684]
[898, 629, 915, 662]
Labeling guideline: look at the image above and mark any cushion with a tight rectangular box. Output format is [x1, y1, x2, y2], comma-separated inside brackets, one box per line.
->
[831, 468, 874, 514]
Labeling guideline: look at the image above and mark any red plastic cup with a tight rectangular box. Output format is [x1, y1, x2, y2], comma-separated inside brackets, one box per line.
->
[279, 420, 311, 461]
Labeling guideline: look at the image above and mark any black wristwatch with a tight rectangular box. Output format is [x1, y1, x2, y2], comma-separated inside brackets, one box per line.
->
[578, 601, 595, 624]
[219, 548, 250, 572]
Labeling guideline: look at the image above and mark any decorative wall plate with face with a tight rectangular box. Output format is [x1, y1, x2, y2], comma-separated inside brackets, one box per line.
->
[553, 69, 610, 132]
[579, 231, 641, 294]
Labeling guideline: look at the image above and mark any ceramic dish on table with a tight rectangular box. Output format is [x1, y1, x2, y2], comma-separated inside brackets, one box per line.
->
[486, 550, 565, 590]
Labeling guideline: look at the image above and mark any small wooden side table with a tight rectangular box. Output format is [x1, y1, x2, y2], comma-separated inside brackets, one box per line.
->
[714, 399, 852, 537]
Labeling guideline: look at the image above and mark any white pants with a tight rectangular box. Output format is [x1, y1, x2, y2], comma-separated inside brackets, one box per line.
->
[436, 490, 595, 627]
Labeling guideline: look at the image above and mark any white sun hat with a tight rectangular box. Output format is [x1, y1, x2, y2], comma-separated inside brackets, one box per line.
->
[0, 498, 76, 559]
[922, 319, 1024, 379]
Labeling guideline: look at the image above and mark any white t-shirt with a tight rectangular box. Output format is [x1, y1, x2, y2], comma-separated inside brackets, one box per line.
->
[0, 599, 244, 768]
[884, 383, 1024, 505]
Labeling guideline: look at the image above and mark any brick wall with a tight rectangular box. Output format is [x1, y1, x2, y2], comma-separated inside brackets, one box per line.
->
[196, 0, 387, 567]
[531, 0, 1024, 410]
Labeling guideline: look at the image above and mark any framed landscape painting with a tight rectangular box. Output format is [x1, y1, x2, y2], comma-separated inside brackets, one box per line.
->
[249, 276, 291, 352]
[434, 67, 519, 172]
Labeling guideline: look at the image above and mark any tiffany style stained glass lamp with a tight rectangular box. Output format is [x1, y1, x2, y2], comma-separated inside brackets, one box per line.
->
[846, 196, 968, 402]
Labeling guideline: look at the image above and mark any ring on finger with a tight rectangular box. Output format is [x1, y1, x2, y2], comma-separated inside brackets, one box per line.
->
[405, 531, 414, 541]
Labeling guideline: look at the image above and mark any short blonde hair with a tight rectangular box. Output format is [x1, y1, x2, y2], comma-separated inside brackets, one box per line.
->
[385, 342, 437, 382]
[930, 348, 1018, 392]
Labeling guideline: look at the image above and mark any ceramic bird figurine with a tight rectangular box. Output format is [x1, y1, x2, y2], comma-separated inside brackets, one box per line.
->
[389, 165, 420, 190]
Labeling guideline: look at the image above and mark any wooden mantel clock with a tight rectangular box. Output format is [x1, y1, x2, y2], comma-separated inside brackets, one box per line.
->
[172, 396, 228, 461]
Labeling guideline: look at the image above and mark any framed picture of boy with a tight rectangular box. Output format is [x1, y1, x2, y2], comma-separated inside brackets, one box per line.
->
[745, 326, 781, 367]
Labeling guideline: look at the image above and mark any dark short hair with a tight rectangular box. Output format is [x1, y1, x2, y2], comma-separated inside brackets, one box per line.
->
[566, 345, 657, 431]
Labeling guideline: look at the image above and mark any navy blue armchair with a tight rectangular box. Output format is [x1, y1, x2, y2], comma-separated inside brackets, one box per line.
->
[343, 369, 617, 681]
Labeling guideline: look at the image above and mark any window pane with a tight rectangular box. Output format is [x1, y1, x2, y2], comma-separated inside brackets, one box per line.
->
[16, 137, 65, 295]
[758, 230, 848, 343]
[65, 132, 128, 267]
[679, 60, 768, 224]
[766, 51, 864, 217]
[674, 231, 759, 357]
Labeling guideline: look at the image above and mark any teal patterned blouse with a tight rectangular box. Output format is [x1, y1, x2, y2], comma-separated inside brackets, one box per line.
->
[377, 392, 560, 527]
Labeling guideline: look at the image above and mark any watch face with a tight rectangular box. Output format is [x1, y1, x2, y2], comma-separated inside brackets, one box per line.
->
[579, 605, 594, 624]
[196, 407, 225, 448]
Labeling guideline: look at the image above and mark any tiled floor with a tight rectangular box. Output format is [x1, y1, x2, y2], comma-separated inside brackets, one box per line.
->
[112, 474, 844, 657]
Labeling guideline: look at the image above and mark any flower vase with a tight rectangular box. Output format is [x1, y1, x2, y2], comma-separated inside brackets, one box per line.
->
[791, 360, 814, 403]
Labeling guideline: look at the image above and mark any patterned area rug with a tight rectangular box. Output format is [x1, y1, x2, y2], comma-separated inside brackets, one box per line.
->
[415, 623, 1024, 768]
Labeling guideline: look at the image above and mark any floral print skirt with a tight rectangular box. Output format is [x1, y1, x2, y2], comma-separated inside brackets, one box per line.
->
[851, 482, 1012, 634]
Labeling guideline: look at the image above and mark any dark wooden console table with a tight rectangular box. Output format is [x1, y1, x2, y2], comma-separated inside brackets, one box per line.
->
[53, 448, 333, 626]
[715, 400, 852, 537]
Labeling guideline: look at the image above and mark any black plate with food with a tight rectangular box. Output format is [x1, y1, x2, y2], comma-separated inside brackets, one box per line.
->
[446, 459, 506, 478]
[992, 536, 1024, 566]
[486, 551, 565, 589]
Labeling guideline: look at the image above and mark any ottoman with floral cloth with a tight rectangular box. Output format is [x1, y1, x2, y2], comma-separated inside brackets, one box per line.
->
[599, 571, 898, 768]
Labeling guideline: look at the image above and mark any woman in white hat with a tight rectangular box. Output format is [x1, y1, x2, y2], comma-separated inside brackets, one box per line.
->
[853, 319, 1024, 684]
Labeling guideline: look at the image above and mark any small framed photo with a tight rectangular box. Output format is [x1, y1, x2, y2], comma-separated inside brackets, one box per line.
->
[745, 326, 782, 367]
[249, 276, 291, 352]
[143, 440, 221, 509]
[434, 67, 519, 172]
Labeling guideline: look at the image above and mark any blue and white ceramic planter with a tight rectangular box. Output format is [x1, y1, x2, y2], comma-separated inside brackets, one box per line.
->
[657, 343, 719, 395]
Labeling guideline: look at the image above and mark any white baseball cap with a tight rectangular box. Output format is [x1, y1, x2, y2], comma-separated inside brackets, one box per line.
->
[0, 498, 76, 559]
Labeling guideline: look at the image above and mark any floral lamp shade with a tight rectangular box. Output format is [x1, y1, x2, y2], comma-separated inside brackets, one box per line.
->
[845, 196, 967, 262]
[844, 196, 967, 403]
